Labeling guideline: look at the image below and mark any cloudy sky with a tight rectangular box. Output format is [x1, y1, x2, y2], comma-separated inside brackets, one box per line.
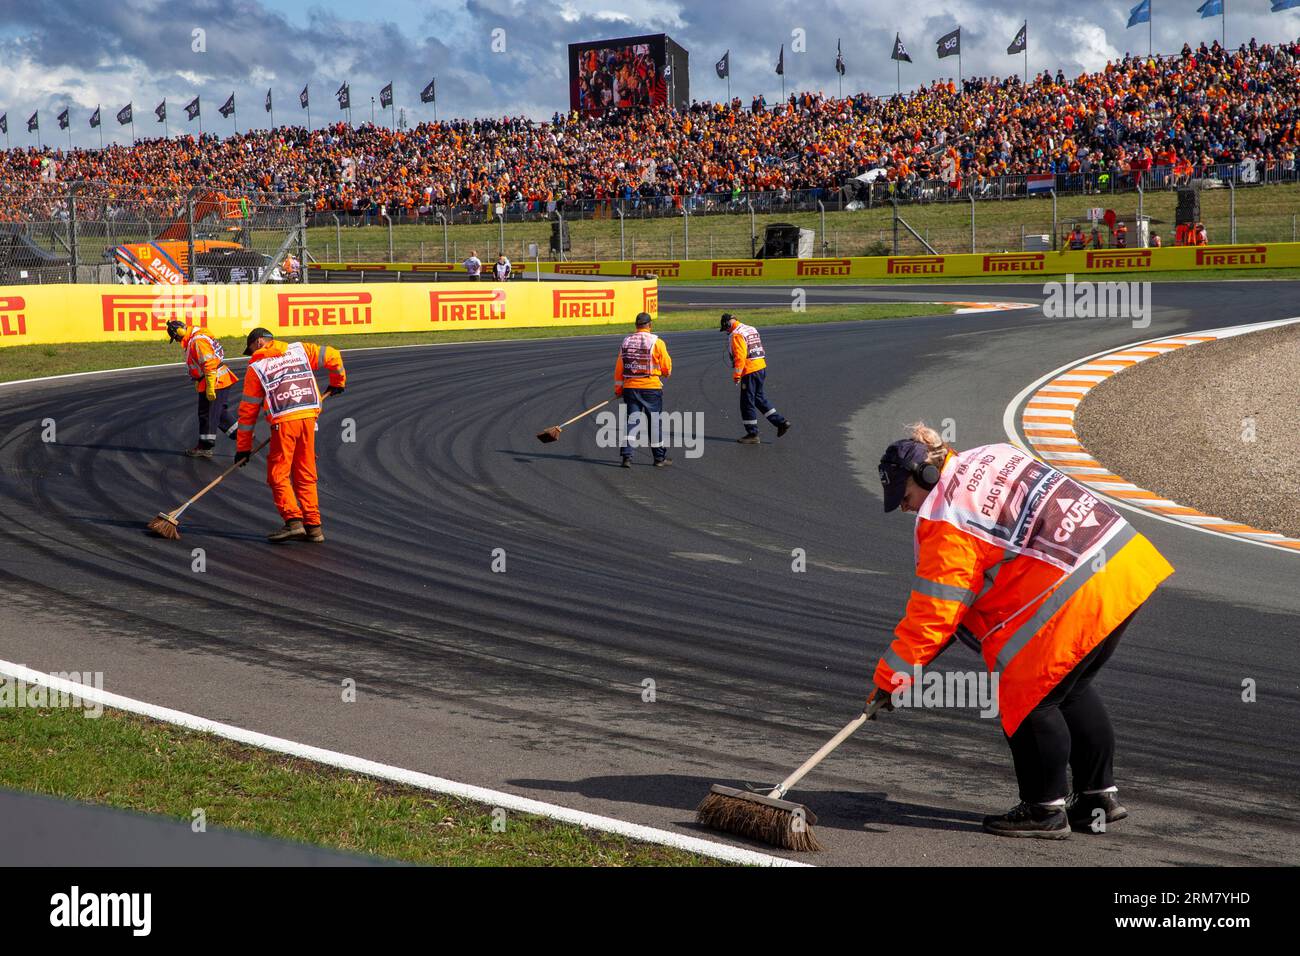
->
[1, 0, 1298, 147]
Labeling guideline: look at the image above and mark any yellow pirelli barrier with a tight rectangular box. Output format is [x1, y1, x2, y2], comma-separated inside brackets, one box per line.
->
[319, 241, 1300, 281]
[0, 280, 659, 348]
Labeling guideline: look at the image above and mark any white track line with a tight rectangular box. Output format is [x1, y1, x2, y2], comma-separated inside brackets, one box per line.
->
[1004, 316, 1300, 555]
[0, 660, 806, 867]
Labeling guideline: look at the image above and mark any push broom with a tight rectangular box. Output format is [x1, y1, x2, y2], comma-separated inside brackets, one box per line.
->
[696, 694, 892, 852]
[537, 398, 611, 443]
[697, 643, 953, 851]
[146, 436, 271, 540]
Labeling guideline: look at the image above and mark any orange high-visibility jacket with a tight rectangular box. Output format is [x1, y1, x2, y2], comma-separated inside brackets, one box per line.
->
[873, 443, 1173, 736]
[614, 331, 672, 393]
[235, 341, 345, 452]
[182, 328, 238, 394]
[728, 321, 767, 381]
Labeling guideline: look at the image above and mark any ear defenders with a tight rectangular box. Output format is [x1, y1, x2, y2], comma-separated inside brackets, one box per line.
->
[910, 458, 941, 490]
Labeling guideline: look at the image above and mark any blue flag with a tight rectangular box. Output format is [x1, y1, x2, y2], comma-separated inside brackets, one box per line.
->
[1197, 0, 1223, 17]
[1127, 0, 1151, 27]
[1271, 0, 1300, 10]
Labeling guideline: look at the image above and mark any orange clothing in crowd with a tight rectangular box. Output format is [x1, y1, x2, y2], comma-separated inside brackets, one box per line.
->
[236, 340, 346, 526]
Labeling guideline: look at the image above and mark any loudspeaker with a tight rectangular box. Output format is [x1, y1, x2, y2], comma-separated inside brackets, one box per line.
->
[549, 219, 570, 254]
[1175, 187, 1200, 227]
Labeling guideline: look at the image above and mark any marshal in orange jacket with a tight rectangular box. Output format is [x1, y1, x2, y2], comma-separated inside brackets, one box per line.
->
[235, 341, 346, 451]
[873, 444, 1173, 736]
[182, 327, 238, 395]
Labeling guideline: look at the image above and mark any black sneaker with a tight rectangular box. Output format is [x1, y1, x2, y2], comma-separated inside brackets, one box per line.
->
[776, 421, 791, 438]
[620, 456, 632, 469]
[982, 801, 1070, 839]
[1066, 791, 1128, 833]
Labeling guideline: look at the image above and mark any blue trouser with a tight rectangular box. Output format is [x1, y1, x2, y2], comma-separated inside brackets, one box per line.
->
[197, 384, 236, 448]
[739, 369, 786, 436]
[620, 388, 667, 462]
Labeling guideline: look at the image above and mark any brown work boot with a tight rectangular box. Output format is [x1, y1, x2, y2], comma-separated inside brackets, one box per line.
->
[268, 519, 307, 543]
[304, 524, 325, 543]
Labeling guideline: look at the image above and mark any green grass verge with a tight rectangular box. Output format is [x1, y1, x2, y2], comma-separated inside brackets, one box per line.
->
[306, 182, 1300, 262]
[0, 302, 954, 384]
[0, 705, 721, 866]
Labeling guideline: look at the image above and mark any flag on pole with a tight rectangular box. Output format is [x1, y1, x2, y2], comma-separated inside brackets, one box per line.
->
[218, 94, 235, 118]
[265, 89, 273, 113]
[937, 27, 961, 58]
[1007, 22, 1027, 55]
[891, 33, 912, 63]
[299, 85, 310, 109]
[776, 44, 784, 75]
[27, 112, 38, 133]
[336, 82, 351, 109]
[155, 100, 166, 123]
[58, 108, 70, 130]
[185, 97, 200, 121]
[1269, 0, 1298, 9]
[420, 78, 436, 103]
[89, 107, 100, 128]
[0, 114, 6, 134]
[116, 104, 132, 125]
[1197, 0, 1222, 16]
[1127, 0, 1151, 27]
[379, 83, 393, 108]
[835, 39, 846, 75]
[716, 51, 730, 79]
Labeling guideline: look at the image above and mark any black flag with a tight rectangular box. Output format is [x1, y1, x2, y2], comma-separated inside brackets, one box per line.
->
[27, 112, 38, 133]
[299, 85, 309, 109]
[891, 33, 912, 63]
[419, 78, 436, 104]
[89, 107, 100, 128]
[336, 82, 350, 110]
[379, 83, 393, 108]
[117, 104, 132, 125]
[835, 39, 846, 76]
[1008, 22, 1027, 55]
[219, 94, 235, 118]
[265, 89, 273, 113]
[58, 108, 70, 130]
[937, 27, 961, 59]
[776, 44, 784, 75]
[0, 114, 7, 135]
[185, 97, 200, 121]
[716, 50, 730, 79]
[155, 100, 166, 123]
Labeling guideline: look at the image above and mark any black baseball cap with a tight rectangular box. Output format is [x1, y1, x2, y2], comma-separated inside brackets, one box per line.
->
[243, 327, 273, 355]
[719, 312, 736, 332]
[878, 439, 930, 512]
[635, 312, 653, 327]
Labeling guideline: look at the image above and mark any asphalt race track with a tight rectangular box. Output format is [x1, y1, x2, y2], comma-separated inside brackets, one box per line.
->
[2, 281, 1298, 866]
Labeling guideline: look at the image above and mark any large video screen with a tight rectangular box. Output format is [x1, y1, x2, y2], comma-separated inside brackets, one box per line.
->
[569, 34, 687, 117]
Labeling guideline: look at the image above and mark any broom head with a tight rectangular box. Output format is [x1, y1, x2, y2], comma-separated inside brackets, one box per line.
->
[147, 512, 182, 540]
[536, 426, 562, 443]
[695, 784, 822, 852]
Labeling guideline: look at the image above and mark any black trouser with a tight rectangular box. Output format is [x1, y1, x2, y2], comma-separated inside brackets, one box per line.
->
[196, 385, 236, 449]
[1006, 609, 1139, 804]
[620, 388, 667, 462]
[739, 369, 787, 436]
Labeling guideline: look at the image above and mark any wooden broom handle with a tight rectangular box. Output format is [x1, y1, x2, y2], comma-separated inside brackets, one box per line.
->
[557, 398, 611, 429]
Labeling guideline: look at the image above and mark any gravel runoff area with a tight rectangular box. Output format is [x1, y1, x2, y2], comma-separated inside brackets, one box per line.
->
[1075, 322, 1300, 539]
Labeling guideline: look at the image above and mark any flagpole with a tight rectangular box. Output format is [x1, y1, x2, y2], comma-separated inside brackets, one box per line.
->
[1149, 1, 1153, 57]
[130, 115, 135, 144]
[98, 107, 102, 149]
[897, 58, 901, 96]
[164, 111, 169, 139]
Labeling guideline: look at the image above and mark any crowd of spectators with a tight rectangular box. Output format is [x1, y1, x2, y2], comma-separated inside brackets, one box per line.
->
[2, 37, 1297, 223]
